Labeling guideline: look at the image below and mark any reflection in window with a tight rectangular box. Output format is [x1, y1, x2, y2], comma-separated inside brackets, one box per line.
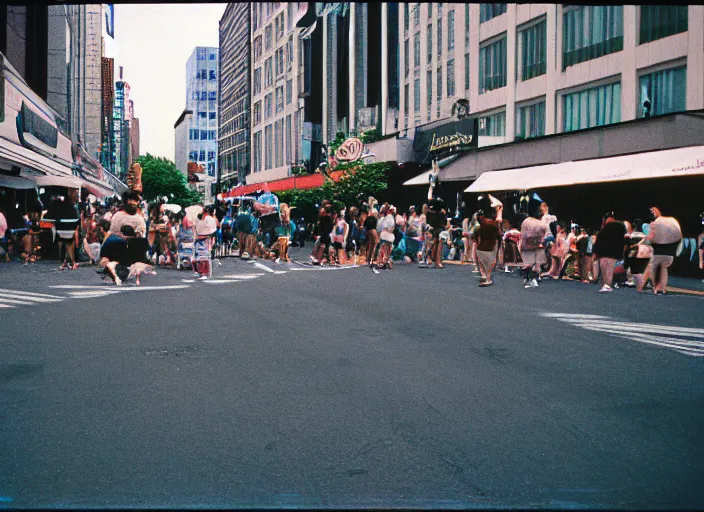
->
[639, 66, 686, 118]
[562, 82, 621, 132]
[516, 102, 546, 139]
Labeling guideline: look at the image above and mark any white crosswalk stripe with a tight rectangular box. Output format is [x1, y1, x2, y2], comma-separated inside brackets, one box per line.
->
[0, 288, 67, 309]
[543, 313, 704, 357]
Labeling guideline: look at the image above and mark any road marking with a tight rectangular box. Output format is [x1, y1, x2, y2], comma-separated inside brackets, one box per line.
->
[251, 261, 275, 273]
[542, 313, 704, 357]
[68, 290, 122, 298]
[50, 284, 190, 291]
[219, 274, 264, 279]
[0, 288, 65, 299]
[203, 279, 245, 284]
[0, 297, 36, 306]
[0, 304, 14, 308]
[0, 292, 63, 303]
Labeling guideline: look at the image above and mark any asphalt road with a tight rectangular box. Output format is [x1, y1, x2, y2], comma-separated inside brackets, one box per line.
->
[1, 250, 703, 509]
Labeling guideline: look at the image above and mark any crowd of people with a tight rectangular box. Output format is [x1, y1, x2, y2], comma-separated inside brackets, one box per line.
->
[1, 185, 703, 293]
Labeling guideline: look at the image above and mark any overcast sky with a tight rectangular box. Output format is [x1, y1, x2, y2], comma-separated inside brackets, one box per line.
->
[109, 3, 226, 161]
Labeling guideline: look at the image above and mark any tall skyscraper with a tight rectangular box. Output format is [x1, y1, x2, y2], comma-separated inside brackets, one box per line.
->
[83, 4, 103, 160]
[218, 3, 250, 189]
[186, 46, 220, 178]
[101, 57, 116, 172]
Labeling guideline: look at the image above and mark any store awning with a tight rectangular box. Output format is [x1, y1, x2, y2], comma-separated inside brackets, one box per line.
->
[0, 137, 73, 177]
[225, 170, 346, 198]
[466, 145, 704, 193]
[0, 175, 36, 189]
[403, 170, 433, 186]
[27, 174, 83, 189]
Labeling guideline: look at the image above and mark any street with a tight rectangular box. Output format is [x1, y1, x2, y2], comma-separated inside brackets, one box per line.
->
[1, 249, 703, 509]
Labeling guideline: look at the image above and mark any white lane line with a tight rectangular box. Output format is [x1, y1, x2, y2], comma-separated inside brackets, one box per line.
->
[0, 304, 15, 308]
[0, 292, 63, 303]
[204, 279, 244, 284]
[0, 297, 36, 306]
[50, 285, 190, 291]
[68, 290, 122, 297]
[251, 261, 275, 273]
[0, 288, 65, 299]
[541, 313, 611, 320]
[566, 320, 704, 338]
[218, 274, 264, 279]
[615, 334, 704, 355]
[181, 279, 195, 283]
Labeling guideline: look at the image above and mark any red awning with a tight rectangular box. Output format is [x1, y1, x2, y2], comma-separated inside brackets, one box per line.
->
[225, 171, 347, 198]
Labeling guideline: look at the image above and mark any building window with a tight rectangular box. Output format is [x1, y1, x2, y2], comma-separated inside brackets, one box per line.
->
[278, 13, 285, 40]
[287, 3, 293, 30]
[265, 58, 273, 87]
[562, 6, 623, 70]
[207, 151, 216, 161]
[264, 124, 273, 169]
[287, 36, 294, 69]
[447, 59, 455, 97]
[404, 39, 410, 77]
[200, 130, 208, 140]
[253, 131, 262, 172]
[209, 112, 216, 120]
[275, 86, 284, 113]
[275, 14, 280, 42]
[519, 19, 547, 81]
[285, 115, 292, 165]
[427, 25, 433, 64]
[448, 10, 455, 51]
[254, 68, 262, 95]
[438, 3, 443, 17]
[264, 93, 272, 120]
[189, 151, 198, 161]
[480, 4, 507, 23]
[253, 101, 262, 126]
[189, 129, 198, 140]
[197, 48, 206, 60]
[210, 130, 217, 140]
[286, 79, 293, 104]
[640, 6, 688, 45]
[464, 53, 470, 91]
[479, 111, 506, 136]
[639, 66, 686, 118]
[465, 4, 470, 47]
[253, 5, 259, 32]
[254, 36, 263, 62]
[516, 102, 546, 139]
[479, 36, 507, 93]
[404, 83, 409, 116]
[427, 70, 433, 120]
[198, 111, 207, 119]
[437, 66, 443, 102]
[562, 81, 621, 132]
[404, 3, 409, 35]
[209, 69, 217, 81]
[265, 24, 273, 51]
[414, 3, 420, 26]
[413, 32, 421, 68]
[276, 47, 285, 76]
[209, 91, 217, 101]
[199, 150, 206, 161]
[414, 78, 421, 113]
[437, 19, 443, 57]
[428, 3, 433, 18]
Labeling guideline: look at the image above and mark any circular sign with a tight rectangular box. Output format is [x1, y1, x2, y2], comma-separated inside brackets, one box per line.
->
[335, 137, 363, 162]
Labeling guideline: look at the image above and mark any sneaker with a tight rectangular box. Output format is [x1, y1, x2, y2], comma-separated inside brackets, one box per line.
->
[599, 284, 613, 293]
[530, 279, 539, 288]
[523, 279, 531, 288]
[197, 275, 209, 281]
[504, 266, 511, 273]
[114, 277, 123, 286]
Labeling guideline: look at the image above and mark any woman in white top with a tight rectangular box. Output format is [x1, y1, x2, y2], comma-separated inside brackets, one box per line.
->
[376, 204, 396, 269]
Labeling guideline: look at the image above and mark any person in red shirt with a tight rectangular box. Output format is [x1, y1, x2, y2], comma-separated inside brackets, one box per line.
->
[473, 211, 502, 287]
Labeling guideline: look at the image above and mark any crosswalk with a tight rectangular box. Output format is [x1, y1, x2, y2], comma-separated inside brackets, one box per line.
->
[0, 288, 67, 309]
[542, 313, 704, 357]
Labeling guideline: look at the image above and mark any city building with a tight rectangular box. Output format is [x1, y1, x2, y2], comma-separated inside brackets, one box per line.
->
[218, 3, 250, 190]
[101, 57, 116, 172]
[249, 2, 308, 184]
[83, 4, 103, 161]
[130, 116, 140, 163]
[114, 70, 134, 181]
[174, 109, 193, 177]
[185, 46, 220, 179]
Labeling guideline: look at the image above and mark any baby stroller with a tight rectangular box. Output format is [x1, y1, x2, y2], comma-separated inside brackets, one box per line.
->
[176, 237, 195, 270]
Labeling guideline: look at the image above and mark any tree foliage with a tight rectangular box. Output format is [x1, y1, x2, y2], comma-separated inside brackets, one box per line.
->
[277, 162, 390, 219]
[136, 153, 202, 207]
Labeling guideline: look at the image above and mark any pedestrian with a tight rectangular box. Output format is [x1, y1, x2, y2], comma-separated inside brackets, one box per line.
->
[593, 212, 628, 293]
[625, 220, 652, 293]
[45, 190, 81, 270]
[363, 206, 379, 267]
[519, 210, 548, 288]
[646, 207, 682, 295]
[330, 205, 349, 265]
[546, 222, 569, 279]
[405, 206, 423, 263]
[346, 206, 360, 263]
[425, 196, 446, 269]
[473, 210, 502, 286]
[109, 191, 147, 238]
[82, 212, 104, 265]
[376, 204, 396, 269]
[194, 207, 217, 280]
[235, 203, 253, 258]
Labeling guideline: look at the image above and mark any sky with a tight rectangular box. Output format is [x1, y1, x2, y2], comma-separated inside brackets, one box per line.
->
[108, 3, 226, 161]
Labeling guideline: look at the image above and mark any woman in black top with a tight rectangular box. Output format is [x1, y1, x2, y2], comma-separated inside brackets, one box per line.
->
[593, 213, 627, 293]
[364, 209, 379, 267]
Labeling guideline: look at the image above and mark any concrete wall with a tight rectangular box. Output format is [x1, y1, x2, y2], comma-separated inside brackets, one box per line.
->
[175, 113, 191, 177]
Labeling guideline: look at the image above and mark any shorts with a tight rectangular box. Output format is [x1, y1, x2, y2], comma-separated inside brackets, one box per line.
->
[477, 249, 497, 271]
[522, 249, 546, 266]
[57, 230, 76, 240]
[652, 255, 674, 269]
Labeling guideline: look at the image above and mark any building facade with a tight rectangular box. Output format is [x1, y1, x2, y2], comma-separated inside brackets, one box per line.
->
[83, 4, 103, 161]
[249, 2, 308, 184]
[174, 109, 193, 177]
[218, 3, 251, 190]
[114, 75, 130, 181]
[398, 4, 704, 144]
[185, 46, 219, 178]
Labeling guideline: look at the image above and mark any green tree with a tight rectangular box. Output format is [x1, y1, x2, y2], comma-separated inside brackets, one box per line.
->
[136, 153, 202, 207]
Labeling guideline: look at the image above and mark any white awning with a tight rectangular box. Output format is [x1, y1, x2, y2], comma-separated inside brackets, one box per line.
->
[466, 145, 704, 193]
[27, 174, 83, 189]
[0, 137, 74, 177]
[0, 175, 36, 189]
[403, 170, 433, 186]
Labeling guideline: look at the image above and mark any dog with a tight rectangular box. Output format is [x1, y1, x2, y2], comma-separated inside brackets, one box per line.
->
[127, 262, 156, 286]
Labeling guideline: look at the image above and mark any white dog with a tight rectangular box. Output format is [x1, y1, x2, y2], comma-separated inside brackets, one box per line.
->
[127, 262, 156, 286]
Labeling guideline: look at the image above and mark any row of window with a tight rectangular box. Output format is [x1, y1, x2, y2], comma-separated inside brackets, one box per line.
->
[196, 48, 217, 61]
[191, 91, 218, 101]
[252, 79, 294, 127]
[195, 69, 217, 81]
[251, 114, 298, 172]
[188, 150, 217, 162]
[198, 111, 217, 121]
[189, 129, 218, 141]
[254, 36, 294, 95]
